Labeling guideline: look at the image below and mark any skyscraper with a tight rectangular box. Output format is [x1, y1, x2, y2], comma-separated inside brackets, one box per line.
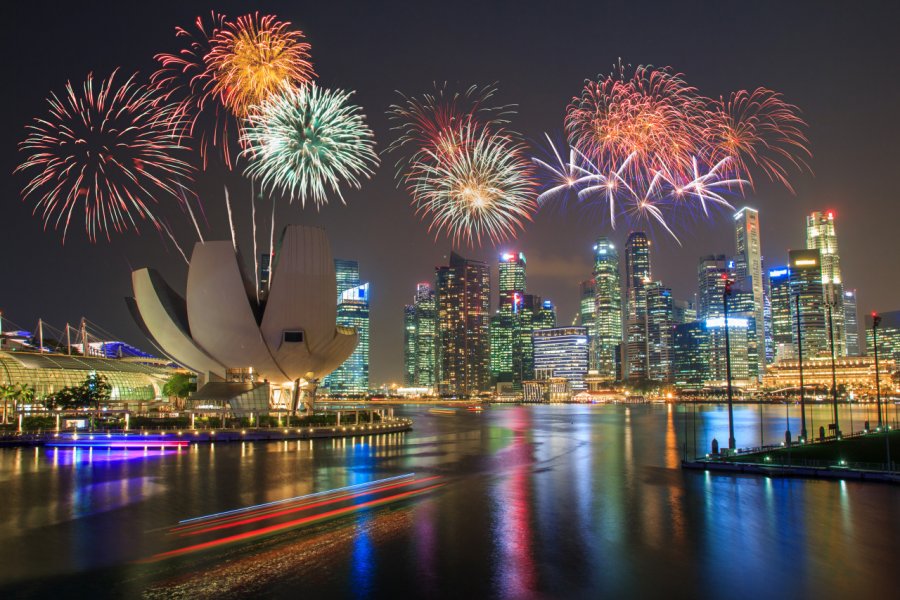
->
[806, 211, 846, 355]
[533, 327, 590, 391]
[624, 232, 651, 380]
[403, 304, 416, 386]
[592, 237, 622, 381]
[498, 252, 526, 312]
[768, 266, 794, 360]
[494, 252, 528, 388]
[789, 249, 828, 357]
[436, 252, 490, 396]
[579, 278, 596, 332]
[334, 259, 360, 303]
[646, 281, 675, 382]
[258, 252, 272, 300]
[734, 207, 767, 379]
[697, 255, 731, 320]
[537, 299, 557, 330]
[843, 289, 861, 356]
[324, 283, 370, 395]
[515, 293, 541, 383]
[413, 283, 437, 387]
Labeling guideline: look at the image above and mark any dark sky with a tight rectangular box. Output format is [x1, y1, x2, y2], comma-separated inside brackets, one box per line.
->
[3, 1, 899, 385]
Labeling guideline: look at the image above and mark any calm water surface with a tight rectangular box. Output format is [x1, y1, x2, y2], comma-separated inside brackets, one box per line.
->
[0, 403, 898, 599]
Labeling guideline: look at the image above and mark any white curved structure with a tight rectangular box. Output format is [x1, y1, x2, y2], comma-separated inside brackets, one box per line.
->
[130, 225, 357, 386]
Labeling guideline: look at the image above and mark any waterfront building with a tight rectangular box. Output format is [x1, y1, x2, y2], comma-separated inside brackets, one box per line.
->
[763, 355, 894, 394]
[673, 322, 708, 391]
[789, 249, 828, 357]
[523, 377, 571, 403]
[403, 304, 416, 386]
[672, 317, 751, 390]
[866, 310, 900, 366]
[592, 237, 622, 381]
[806, 211, 846, 355]
[490, 312, 514, 385]
[324, 283, 370, 395]
[413, 283, 437, 388]
[515, 294, 542, 383]
[843, 289, 861, 356]
[533, 327, 590, 391]
[734, 207, 767, 379]
[624, 232, 651, 380]
[436, 252, 491, 396]
[646, 281, 675, 382]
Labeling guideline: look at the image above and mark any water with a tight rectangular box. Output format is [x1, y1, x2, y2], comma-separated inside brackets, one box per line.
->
[0, 403, 897, 598]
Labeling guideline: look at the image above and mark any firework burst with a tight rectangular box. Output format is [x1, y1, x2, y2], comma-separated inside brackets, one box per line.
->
[241, 84, 379, 208]
[387, 83, 514, 177]
[152, 12, 239, 169]
[16, 70, 194, 242]
[208, 12, 315, 118]
[408, 125, 537, 246]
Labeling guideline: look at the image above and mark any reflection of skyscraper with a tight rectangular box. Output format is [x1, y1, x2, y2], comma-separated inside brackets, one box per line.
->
[843, 289, 860, 356]
[413, 283, 437, 387]
[436, 252, 490, 396]
[403, 304, 416, 386]
[624, 232, 650, 380]
[806, 211, 845, 355]
[593, 238, 622, 381]
[734, 207, 766, 379]
[790, 249, 828, 357]
[324, 283, 370, 395]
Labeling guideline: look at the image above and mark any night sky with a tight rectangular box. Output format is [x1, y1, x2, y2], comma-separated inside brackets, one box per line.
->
[3, 1, 899, 384]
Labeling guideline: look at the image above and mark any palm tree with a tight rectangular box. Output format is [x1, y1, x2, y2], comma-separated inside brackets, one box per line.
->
[0, 384, 17, 425]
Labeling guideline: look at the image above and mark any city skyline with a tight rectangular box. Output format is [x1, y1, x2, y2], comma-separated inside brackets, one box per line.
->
[2, 1, 899, 386]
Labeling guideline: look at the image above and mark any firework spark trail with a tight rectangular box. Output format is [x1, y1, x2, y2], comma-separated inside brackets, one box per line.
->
[224, 185, 237, 251]
[16, 70, 194, 242]
[152, 12, 239, 170]
[207, 12, 315, 118]
[242, 84, 379, 208]
[387, 82, 515, 179]
[161, 222, 190, 265]
[407, 125, 537, 246]
[251, 182, 259, 304]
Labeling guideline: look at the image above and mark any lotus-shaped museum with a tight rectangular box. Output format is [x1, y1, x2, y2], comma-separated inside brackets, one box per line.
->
[127, 225, 357, 411]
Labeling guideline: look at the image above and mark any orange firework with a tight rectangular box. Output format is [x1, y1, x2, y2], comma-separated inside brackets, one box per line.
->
[207, 12, 315, 117]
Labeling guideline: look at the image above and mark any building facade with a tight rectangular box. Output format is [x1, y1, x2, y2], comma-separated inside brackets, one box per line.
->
[533, 327, 589, 391]
[806, 211, 846, 356]
[843, 289, 861, 356]
[592, 237, 622, 381]
[436, 252, 491, 396]
[624, 232, 651, 380]
[734, 207, 767, 379]
[324, 283, 370, 395]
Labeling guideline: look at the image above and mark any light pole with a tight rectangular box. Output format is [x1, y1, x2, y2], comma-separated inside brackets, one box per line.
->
[795, 293, 807, 441]
[872, 313, 883, 428]
[826, 286, 840, 438]
[723, 277, 736, 450]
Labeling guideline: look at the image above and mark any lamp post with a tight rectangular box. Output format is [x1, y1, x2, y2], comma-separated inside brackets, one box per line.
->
[723, 277, 736, 450]
[872, 313, 883, 427]
[794, 293, 807, 442]
[826, 286, 840, 438]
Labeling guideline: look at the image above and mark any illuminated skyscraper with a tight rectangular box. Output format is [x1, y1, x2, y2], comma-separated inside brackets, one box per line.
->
[697, 255, 731, 320]
[790, 249, 828, 357]
[490, 312, 514, 385]
[806, 211, 845, 355]
[592, 237, 622, 381]
[436, 252, 490, 396]
[624, 232, 651, 380]
[734, 207, 767, 379]
[258, 252, 272, 300]
[498, 252, 526, 313]
[673, 317, 751, 390]
[413, 283, 437, 387]
[533, 327, 590, 391]
[515, 294, 541, 383]
[334, 259, 360, 303]
[403, 304, 416, 386]
[672, 299, 697, 325]
[646, 281, 675, 382]
[866, 311, 900, 365]
[537, 299, 557, 330]
[768, 266, 794, 360]
[843, 289, 861, 356]
[579, 278, 596, 330]
[324, 283, 370, 395]
[493, 252, 528, 388]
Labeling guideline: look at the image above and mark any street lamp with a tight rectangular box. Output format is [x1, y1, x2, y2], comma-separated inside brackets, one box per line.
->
[723, 276, 736, 450]
[825, 285, 840, 438]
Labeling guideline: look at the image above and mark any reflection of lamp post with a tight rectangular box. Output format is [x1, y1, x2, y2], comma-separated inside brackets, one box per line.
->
[825, 285, 840, 437]
[723, 277, 736, 450]
[794, 293, 807, 442]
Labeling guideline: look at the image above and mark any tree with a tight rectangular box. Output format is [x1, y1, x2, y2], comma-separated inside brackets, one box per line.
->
[163, 373, 196, 400]
[0, 384, 17, 424]
[44, 374, 111, 411]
